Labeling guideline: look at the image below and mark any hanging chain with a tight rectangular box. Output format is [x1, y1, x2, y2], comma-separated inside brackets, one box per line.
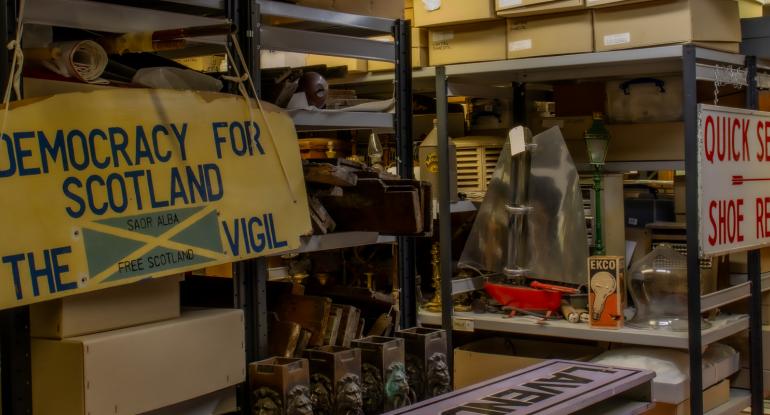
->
[713, 64, 747, 106]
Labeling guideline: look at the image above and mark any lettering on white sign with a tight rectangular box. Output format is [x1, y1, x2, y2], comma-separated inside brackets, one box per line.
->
[698, 105, 770, 256]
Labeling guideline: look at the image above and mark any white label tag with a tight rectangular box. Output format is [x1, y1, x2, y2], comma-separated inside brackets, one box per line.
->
[604, 32, 631, 46]
[453, 318, 475, 332]
[431, 31, 454, 42]
[509, 126, 526, 157]
[422, 0, 441, 11]
[499, 0, 522, 7]
[508, 39, 533, 52]
[586, 0, 602, 3]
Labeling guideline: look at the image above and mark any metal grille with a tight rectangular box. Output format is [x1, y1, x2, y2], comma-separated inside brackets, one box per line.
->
[652, 242, 712, 268]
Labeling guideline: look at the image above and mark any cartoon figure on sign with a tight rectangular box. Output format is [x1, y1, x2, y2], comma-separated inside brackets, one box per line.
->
[427, 353, 452, 398]
[253, 387, 283, 415]
[310, 374, 333, 415]
[385, 362, 416, 411]
[361, 363, 384, 414]
[286, 385, 313, 415]
[335, 374, 364, 415]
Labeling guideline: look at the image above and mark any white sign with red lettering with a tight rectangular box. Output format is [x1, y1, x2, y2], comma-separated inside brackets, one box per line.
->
[699, 104, 770, 256]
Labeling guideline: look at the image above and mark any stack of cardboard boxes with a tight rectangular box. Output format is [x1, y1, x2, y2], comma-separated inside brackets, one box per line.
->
[413, 0, 742, 66]
[29, 276, 245, 415]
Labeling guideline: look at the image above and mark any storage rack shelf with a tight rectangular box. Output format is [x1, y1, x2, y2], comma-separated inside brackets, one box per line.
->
[289, 109, 394, 131]
[298, 231, 396, 254]
[253, 0, 416, 330]
[419, 311, 748, 350]
[420, 43, 770, 415]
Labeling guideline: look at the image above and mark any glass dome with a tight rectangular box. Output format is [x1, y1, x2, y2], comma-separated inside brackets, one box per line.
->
[627, 244, 711, 331]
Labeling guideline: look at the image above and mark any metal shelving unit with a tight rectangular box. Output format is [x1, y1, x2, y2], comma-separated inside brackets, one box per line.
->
[252, 0, 418, 327]
[0, 1, 414, 414]
[422, 44, 769, 415]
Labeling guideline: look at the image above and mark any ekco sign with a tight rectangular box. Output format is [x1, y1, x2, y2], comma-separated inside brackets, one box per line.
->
[0, 89, 310, 310]
[699, 104, 770, 256]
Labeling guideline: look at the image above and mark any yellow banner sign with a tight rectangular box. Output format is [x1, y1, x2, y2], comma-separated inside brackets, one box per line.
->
[0, 89, 310, 309]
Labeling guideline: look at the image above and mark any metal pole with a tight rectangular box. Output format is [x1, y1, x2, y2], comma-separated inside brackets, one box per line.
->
[231, 1, 266, 413]
[395, 18, 416, 329]
[592, 170, 605, 255]
[683, 44, 703, 415]
[0, 1, 31, 413]
[746, 54, 764, 415]
[436, 65, 453, 375]
[0, 307, 32, 415]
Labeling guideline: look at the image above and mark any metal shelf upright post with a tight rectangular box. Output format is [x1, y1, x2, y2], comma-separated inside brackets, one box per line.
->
[0, 0, 32, 413]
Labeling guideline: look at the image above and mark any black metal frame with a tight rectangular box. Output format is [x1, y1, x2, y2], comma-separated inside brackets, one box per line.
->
[0, 0, 32, 413]
[745, 54, 765, 415]
[395, 18, 417, 329]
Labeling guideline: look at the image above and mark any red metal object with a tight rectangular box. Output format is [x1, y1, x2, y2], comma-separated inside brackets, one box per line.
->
[484, 282, 562, 313]
[530, 280, 580, 294]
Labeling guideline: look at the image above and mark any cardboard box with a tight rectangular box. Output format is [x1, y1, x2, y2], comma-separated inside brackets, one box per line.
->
[588, 256, 625, 329]
[497, 0, 585, 18]
[567, 122, 686, 164]
[643, 379, 730, 415]
[414, 0, 497, 27]
[729, 248, 770, 273]
[368, 28, 429, 71]
[732, 367, 770, 398]
[428, 21, 507, 66]
[30, 275, 181, 339]
[305, 55, 368, 72]
[141, 386, 237, 415]
[553, 82, 605, 117]
[405, 6, 414, 21]
[333, 0, 371, 15]
[32, 309, 245, 415]
[297, 0, 334, 9]
[593, 0, 741, 52]
[369, 48, 428, 71]
[372, 0, 405, 18]
[506, 11, 593, 59]
[453, 337, 604, 389]
[739, 0, 763, 18]
[586, 0, 655, 8]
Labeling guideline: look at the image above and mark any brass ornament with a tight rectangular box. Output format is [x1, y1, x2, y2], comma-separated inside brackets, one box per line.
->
[424, 152, 439, 173]
[325, 141, 337, 158]
[423, 243, 442, 312]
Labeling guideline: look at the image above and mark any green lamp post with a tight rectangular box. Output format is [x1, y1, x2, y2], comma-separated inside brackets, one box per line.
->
[584, 112, 611, 256]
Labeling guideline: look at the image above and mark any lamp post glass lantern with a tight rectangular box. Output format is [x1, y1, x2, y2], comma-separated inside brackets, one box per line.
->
[584, 113, 610, 256]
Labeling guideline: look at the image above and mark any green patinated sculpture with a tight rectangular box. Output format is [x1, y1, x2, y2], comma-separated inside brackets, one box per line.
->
[385, 362, 417, 411]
